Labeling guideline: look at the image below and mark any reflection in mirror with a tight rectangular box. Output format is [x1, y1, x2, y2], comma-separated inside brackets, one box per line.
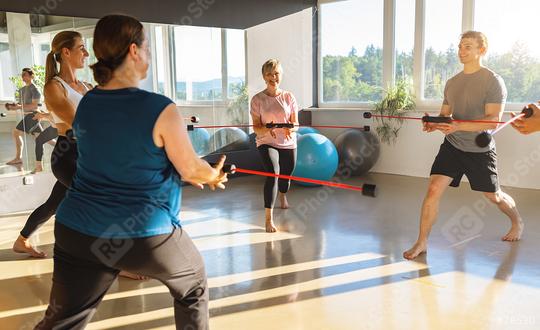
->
[172, 26, 249, 156]
[0, 11, 31, 176]
[0, 13, 99, 177]
[1, 12, 250, 180]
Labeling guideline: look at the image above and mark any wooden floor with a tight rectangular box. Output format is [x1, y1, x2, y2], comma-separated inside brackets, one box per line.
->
[0, 173, 539, 329]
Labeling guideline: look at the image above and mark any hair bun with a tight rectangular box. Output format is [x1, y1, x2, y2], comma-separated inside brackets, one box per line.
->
[91, 60, 113, 85]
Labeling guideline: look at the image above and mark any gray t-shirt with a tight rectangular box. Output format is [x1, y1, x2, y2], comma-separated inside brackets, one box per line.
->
[444, 67, 507, 152]
[18, 83, 41, 107]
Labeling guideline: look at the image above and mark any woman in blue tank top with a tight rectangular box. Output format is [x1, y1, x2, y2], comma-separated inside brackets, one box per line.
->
[36, 15, 227, 330]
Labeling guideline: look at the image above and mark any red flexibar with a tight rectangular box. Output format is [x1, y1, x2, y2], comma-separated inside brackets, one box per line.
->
[234, 167, 364, 192]
[192, 124, 368, 130]
[369, 114, 506, 124]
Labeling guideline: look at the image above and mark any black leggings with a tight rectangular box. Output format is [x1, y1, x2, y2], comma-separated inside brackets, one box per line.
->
[35, 223, 208, 330]
[35, 126, 58, 161]
[257, 145, 297, 209]
[20, 136, 77, 238]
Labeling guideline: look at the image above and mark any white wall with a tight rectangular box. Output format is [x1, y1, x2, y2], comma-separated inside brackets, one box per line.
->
[246, 8, 313, 110]
[0, 172, 57, 214]
[311, 109, 540, 190]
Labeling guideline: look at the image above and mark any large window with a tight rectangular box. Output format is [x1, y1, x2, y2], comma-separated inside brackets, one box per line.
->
[423, 0, 462, 100]
[395, 0, 415, 82]
[153, 25, 167, 95]
[320, 0, 384, 104]
[475, 0, 540, 103]
[319, 0, 539, 107]
[31, 33, 50, 67]
[226, 29, 246, 99]
[78, 32, 97, 85]
[173, 26, 222, 102]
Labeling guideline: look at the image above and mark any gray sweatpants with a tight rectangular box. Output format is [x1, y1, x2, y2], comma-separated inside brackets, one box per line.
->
[35, 223, 208, 330]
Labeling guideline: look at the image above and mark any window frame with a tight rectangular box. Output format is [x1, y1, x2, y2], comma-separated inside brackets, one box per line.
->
[318, 0, 525, 111]
[169, 26, 247, 106]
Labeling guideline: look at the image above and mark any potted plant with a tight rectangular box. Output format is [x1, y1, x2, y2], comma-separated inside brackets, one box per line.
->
[372, 78, 415, 145]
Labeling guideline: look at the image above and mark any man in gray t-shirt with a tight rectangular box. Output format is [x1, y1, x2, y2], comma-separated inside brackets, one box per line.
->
[5, 68, 43, 165]
[18, 83, 42, 111]
[404, 31, 523, 260]
[444, 67, 507, 152]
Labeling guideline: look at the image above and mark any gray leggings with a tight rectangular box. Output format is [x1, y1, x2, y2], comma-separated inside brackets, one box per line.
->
[35, 223, 208, 330]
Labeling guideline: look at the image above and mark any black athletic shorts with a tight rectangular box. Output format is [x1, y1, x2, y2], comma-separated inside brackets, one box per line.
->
[15, 112, 43, 134]
[430, 139, 499, 193]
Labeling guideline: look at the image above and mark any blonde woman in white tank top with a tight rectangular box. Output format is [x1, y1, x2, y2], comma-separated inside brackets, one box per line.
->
[44, 60, 91, 137]
[13, 31, 146, 280]
[13, 31, 90, 260]
[49, 76, 90, 124]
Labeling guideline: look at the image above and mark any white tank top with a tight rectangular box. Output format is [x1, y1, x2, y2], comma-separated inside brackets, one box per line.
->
[50, 76, 89, 124]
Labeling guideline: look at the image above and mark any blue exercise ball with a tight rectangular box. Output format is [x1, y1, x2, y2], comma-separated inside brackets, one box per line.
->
[293, 133, 338, 187]
[297, 127, 321, 135]
[188, 127, 210, 156]
[212, 127, 250, 152]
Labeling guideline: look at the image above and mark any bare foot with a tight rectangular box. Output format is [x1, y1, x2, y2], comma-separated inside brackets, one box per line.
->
[6, 158, 22, 165]
[266, 219, 277, 233]
[502, 221, 524, 242]
[12, 235, 46, 258]
[119, 271, 149, 280]
[279, 193, 289, 209]
[403, 241, 427, 260]
[31, 165, 43, 174]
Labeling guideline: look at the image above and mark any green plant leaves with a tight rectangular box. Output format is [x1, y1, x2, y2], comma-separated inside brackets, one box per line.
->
[372, 78, 415, 145]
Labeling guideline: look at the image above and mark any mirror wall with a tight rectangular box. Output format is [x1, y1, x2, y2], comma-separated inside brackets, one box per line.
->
[0, 11, 249, 178]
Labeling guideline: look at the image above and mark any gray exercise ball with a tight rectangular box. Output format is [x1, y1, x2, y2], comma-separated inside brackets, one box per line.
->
[212, 127, 250, 152]
[334, 129, 381, 176]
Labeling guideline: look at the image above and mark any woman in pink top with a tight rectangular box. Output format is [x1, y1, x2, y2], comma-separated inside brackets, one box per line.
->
[250, 59, 299, 233]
